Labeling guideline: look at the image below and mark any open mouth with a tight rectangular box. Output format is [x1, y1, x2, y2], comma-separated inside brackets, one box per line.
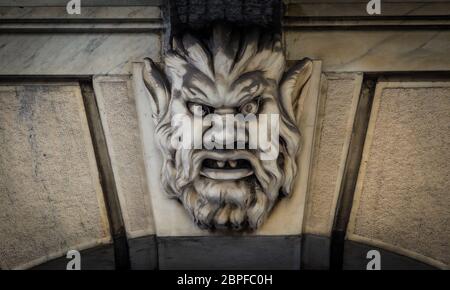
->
[200, 158, 254, 180]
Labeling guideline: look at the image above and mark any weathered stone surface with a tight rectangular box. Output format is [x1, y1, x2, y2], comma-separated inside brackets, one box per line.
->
[168, 0, 282, 30]
[304, 73, 361, 237]
[31, 244, 115, 270]
[343, 240, 437, 270]
[0, 83, 110, 269]
[347, 81, 450, 269]
[285, 2, 450, 17]
[134, 59, 322, 236]
[0, 33, 161, 75]
[301, 234, 330, 270]
[0, 6, 160, 19]
[94, 76, 154, 238]
[158, 235, 301, 270]
[285, 30, 450, 72]
[143, 26, 313, 232]
[128, 235, 157, 270]
[0, 0, 161, 6]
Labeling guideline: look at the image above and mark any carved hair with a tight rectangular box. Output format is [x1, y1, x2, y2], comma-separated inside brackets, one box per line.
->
[165, 26, 286, 91]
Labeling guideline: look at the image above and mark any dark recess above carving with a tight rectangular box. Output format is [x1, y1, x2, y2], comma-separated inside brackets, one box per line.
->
[164, 0, 283, 48]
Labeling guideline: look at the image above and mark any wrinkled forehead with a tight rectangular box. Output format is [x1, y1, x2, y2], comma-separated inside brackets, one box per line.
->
[174, 69, 270, 108]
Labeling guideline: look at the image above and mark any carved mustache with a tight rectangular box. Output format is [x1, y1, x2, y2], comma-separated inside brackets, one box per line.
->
[175, 149, 282, 201]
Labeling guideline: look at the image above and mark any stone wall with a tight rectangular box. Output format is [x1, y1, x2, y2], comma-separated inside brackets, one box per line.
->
[0, 83, 111, 269]
[346, 80, 450, 269]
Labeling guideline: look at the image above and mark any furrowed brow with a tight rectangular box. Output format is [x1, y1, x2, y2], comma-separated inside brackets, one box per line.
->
[231, 73, 265, 106]
[182, 86, 215, 106]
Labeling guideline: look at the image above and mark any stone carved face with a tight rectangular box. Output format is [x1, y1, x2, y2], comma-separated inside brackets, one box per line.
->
[143, 26, 312, 231]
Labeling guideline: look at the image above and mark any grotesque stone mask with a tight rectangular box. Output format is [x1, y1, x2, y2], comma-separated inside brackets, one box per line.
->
[143, 25, 312, 231]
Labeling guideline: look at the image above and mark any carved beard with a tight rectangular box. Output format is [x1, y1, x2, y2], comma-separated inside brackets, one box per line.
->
[153, 97, 301, 231]
[185, 178, 269, 230]
[159, 145, 286, 230]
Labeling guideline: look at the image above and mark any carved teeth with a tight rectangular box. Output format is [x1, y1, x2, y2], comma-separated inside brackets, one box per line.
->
[229, 160, 237, 168]
[217, 161, 225, 168]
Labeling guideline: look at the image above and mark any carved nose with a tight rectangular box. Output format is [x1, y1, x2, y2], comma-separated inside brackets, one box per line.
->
[202, 113, 248, 148]
[204, 117, 236, 147]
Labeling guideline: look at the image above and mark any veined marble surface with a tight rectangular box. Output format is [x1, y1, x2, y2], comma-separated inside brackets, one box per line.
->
[0, 6, 161, 19]
[286, 30, 450, 72]
[285, 1, 450, 17]
[0, 0, 162, 6]
[0, 32, 161, 75]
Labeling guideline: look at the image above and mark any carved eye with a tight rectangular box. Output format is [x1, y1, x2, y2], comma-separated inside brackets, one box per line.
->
[188, 102, 211, 116]
[240, 98, 260, 115]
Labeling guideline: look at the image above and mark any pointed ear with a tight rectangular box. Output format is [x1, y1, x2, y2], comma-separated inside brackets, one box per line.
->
[142, 58, 170, 121]
[280, 58, 313, 122]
